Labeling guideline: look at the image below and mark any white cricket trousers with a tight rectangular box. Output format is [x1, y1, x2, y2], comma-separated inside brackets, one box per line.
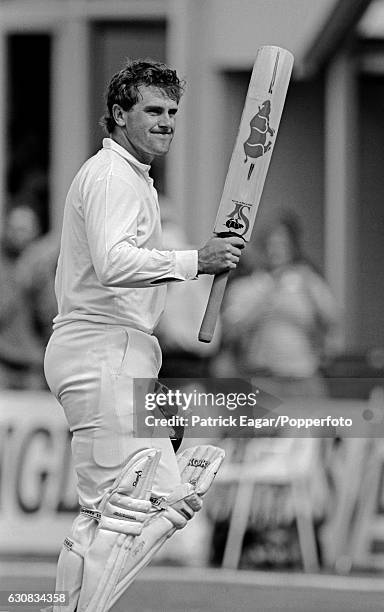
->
[44, 322, 180, 608]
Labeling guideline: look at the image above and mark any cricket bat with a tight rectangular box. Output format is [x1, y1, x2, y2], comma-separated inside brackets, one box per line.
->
[198, 45, 294, 343]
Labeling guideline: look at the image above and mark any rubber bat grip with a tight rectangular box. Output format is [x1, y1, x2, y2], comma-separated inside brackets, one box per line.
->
[198, 270, 229, 343]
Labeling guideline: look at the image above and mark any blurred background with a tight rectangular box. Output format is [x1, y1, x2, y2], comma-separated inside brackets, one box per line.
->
[2, 0, 384, 610]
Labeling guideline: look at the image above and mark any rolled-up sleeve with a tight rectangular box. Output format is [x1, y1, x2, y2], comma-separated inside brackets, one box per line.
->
[82, 172, 197, 288]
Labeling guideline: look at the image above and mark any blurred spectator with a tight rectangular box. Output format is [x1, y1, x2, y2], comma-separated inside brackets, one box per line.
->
[208, 211, 342, 570]
[17, 232, 60, 348]
[220, 210, 342, 398]
[0, 205, 44, 389]
[156, 202, 220, 379]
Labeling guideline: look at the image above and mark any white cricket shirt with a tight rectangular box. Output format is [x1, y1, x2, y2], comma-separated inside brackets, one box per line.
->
[53, 138, 198, 333]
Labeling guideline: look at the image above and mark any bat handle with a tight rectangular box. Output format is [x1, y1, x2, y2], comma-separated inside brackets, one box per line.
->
[198, 271, 230, 343]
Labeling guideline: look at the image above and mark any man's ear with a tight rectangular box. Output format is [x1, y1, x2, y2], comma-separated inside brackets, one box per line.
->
[112, 104, 126, 127]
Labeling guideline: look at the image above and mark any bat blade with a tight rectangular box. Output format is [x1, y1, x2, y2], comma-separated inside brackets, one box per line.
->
[214, 46, 293, 240]
[199, 46, 293, 343]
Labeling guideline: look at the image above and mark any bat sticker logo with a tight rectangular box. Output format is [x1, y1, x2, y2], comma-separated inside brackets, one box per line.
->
[225, 202, 251, 236]
[243, 99, 275, 180]
[243, 49, 280, 180]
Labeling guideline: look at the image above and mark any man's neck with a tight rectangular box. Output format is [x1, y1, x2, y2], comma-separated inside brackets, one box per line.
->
[110, 131, 153, 165]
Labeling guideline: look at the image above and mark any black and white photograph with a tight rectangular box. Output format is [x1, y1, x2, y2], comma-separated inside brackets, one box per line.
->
[1, 1, 384, 611]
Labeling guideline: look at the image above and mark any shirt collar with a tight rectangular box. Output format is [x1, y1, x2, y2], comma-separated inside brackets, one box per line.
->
[102, 138, 152, 176]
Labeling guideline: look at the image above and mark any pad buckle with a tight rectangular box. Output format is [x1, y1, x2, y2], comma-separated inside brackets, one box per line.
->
[80, 506, 102, 522]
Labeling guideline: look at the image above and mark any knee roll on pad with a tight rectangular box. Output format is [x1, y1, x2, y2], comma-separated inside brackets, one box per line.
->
[110, 444, 225, 608]
[76, 448, 161, 612]
[98, 492, 151, 536]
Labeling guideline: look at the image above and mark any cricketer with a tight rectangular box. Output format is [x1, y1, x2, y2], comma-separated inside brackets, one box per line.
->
[43, 59, 243, 611]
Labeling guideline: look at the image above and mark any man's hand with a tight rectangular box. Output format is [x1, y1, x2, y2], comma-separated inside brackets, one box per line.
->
[198, 236, 244, 275]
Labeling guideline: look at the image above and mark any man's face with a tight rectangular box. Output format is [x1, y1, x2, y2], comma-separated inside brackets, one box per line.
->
[3, 206, 40, 257]
[118, 85, 179, 164]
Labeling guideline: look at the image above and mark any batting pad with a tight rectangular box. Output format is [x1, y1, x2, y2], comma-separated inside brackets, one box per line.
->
[76, 447, 161, 612]
[110, 444, 225, 608]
